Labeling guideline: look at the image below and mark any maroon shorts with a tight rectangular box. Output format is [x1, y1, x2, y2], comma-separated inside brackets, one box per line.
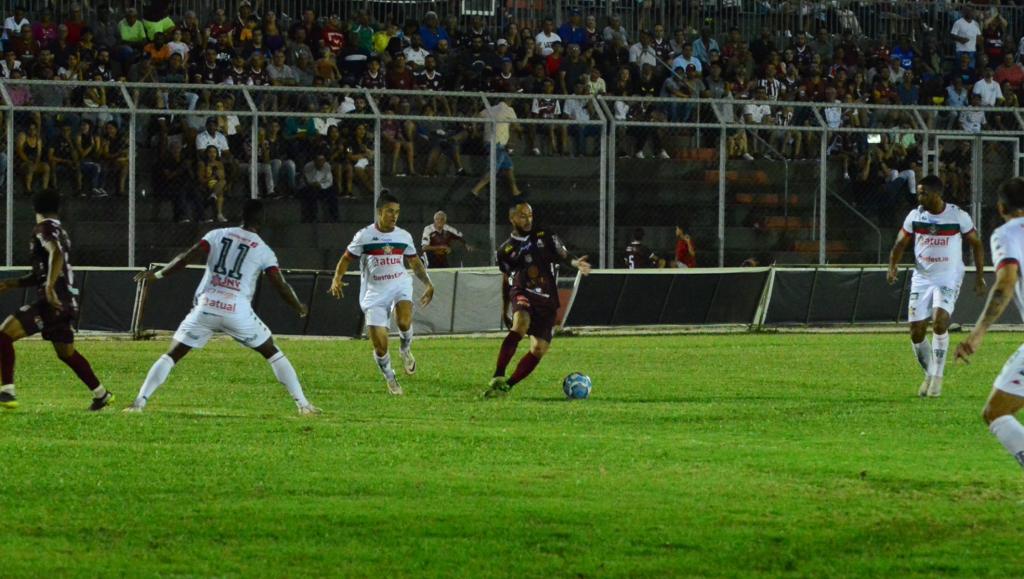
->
[510, 292, 557, 342]
[15, 300, 76, 343]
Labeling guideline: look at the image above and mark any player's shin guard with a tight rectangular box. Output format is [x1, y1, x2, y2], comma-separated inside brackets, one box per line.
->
[62, 351, 102, 392]
[138, 354, 175, 405]
[268, 351, 310, 407]
[507, 352, 540, 387]
[374, 352, 396, 381]
[495, 332, 523, 377]
[930, 332, 950, 378]
[0, 333, 15, 386]
[989, 415, 1024, 469]
[912, 339, 932, 374]
[399, 327, 414, 353]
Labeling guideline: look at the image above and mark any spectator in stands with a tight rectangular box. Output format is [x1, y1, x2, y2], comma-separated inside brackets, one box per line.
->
[996, 53, 1024, 94]
[421, 210, 471, 268]
[951, 6, 982, 68]
[404, 34, 430, 71]
[470, 95, 521, 199]
[417, 103, 468, 177]
[628, 31, 657, 72]
[3, 5, 29, 44]
[743, 86, 773, 158]
[102, 121, 128, 195]
[693, 27, 720, 70]
[535, 18, 561, 57]
[117, 7, 147, 64]
[603, 14, 627, 47]
[386, 53, 415, 90]
[76, 119, 105, 197]
[381, 102, 417, 177]
[343, 122, 374, 196]
[266, 119, 295, 197]
[32, 10, 57, 46]
[974, 67, 1004, 106]
[624, 228, 662, 269]
[584, 15, 603, 54]
[48, 123, 77, 193]
[300, 152, 339, 223]
[560, 43, 590, 95]
[565, 80, 599, 156]
[671, 43, 701, 75]
[675, 224, 697, 268]
[198, 145, 227, 222]
[154, 140, 201, 223]
[557, 9, 586, 49]
[960, 93, 987, 134]
[419, 11, 448, 53]
[16, 122, 48, 193]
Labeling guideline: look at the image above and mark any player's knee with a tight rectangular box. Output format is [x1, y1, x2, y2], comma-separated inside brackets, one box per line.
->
[530, 343, 549, 358]
[982, 405, 1002, 425]
[933, 319, 950, 335]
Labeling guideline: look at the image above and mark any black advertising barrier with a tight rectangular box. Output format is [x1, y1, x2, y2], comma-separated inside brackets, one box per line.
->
[563, 269, 772, 327]
[77, 270, 139, 332]
[252, 271, 319, 336]
[139, 267, 205, 332]
[303, 272, 364, 337]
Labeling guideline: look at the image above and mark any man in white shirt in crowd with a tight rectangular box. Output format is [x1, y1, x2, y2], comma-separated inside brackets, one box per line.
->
[403, 33, 431, 71]
[564, 80, 599, 156]
[973, 67, 1004, 106]
[951, 6, 982, 68]
[742, 86, 773, 158]
[535, 18, 561, 57]
[628, 30, 658, 69]
[3, 5, 28, 42]
[471, 96, 522, 199]
[671, 43, 702, 75]
[300, 153, 338, 223]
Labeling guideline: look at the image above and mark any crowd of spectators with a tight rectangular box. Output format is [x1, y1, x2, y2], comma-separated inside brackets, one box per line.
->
[0, 2, 1022, 225]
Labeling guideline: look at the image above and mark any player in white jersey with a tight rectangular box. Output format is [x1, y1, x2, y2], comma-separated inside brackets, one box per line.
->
[126, 200, 319, 414]
[956, 177, 1024, 472]
[330, 191, 434, 395]
[888, 175, 986, 397]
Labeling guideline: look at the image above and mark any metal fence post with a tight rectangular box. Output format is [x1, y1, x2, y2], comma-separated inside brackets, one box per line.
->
[598, 121, 607, 270]
[4, 99, 12, 266]
[128, 110, 137, 267]
[718, 122, 726, 268]
[241, 88, 258, 200]
[489, 114, 497, 266]
[819, 130, 827, 265]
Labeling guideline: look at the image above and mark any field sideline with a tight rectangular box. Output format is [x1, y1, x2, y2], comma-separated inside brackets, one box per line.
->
[1, 333, 1022, 577]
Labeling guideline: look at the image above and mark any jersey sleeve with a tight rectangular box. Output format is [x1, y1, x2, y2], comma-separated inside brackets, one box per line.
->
[445, 224, 464, 239]
[345, 229, 363, 257]
[198, 228, 221, 252]
[420, 225, 432, 248]
[403, 231, 418, 256]
[34, 222, 59, 244]
[497, 244, 513, 274]
[548, 231, 570, 261]
[262, 246, 280, 273]
[992, 228, 1023, 271]
[958, 208, 976, 235]
[901, 211, 915, 236]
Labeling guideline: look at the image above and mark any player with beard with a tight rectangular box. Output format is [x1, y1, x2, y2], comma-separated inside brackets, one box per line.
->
[484, 202, 591, 397]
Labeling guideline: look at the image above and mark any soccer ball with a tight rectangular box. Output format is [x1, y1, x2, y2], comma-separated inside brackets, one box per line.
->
[562, 373, 592, 399]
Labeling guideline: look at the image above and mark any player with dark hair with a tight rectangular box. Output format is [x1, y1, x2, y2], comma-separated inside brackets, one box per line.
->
[888, 174, 986, 397]
[330, 190, 434, 395]
[485, 202, 591, 397]
[127, 200, 319, 414]
[624, 227, 663, 269]
[0, 190, 113, 410]
[956, 177, 1024, 471]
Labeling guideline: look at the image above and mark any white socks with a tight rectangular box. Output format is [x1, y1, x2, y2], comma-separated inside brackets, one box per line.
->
[399, 328, 414, 353]
[1, 384, 13, 396]
[374, 352, 396, 381]
[268, 351, 310, 407]
[91, 385, 107, 399]
[989, 415, 1024, 469]
[912, 339, 932, 374]
[930, 332, 950, 378]
[137, 354, 175, 406]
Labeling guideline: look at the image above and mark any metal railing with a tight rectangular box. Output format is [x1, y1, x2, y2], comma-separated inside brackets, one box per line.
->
[0, 80, 1020, 270]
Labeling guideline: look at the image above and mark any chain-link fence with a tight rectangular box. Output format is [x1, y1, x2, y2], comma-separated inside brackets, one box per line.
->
[1, 80, 1022, 271]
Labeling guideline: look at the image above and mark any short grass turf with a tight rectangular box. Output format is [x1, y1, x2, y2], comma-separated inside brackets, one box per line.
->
[2, 333, 1024, 577]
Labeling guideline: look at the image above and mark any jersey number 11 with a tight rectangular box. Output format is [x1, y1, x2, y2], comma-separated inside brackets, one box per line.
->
[212, 238, 250, 280]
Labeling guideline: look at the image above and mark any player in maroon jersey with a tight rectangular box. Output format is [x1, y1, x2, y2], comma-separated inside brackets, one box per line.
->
[484, 202, 591, 397]
[0, 191, 113, 411]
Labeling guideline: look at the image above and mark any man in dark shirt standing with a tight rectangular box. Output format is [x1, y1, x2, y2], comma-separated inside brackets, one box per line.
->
[0, 191, 112, 410]
[485, 202, 591, 397]
[624, 228, 662, 268]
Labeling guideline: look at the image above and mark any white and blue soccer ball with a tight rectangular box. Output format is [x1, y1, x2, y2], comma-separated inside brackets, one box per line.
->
[562, 372, 592, 399]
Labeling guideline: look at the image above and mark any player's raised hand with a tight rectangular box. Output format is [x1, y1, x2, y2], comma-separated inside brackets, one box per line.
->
[0, 279, 17, 293]
[296, 303, 309, 318]
[134, 269, 158, 283]
[573, 256, 592, 275]
[975, 275, 988, 296]
[328, 276, 347, 299]
[420, 284, 434, 307]
[886, 266, 899, 285]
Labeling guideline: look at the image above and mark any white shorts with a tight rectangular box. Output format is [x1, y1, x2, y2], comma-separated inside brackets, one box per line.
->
[908, 274, 963, 323]
[361, 282, 413, 328]
[172, 306, 272, 349]
[994, 344, 1024, 398]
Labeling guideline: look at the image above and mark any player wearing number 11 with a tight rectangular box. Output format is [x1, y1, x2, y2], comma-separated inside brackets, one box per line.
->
[126, 200, 320, 415]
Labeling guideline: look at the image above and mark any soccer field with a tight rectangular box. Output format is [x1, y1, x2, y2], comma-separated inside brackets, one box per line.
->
[2, 332, 1022, 577]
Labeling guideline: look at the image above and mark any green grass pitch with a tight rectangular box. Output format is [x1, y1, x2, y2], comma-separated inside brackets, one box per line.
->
[1, 332, 1023, 577]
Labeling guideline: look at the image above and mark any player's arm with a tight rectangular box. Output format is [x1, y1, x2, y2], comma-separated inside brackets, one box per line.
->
[0, 270, 39, 292]
[887, 229, 912, 284]
[965, 229, 987, 295]
[329, 251, 353, 299]
[553, 234, 592, 275]
[266, 267, 308, 318]
[134, 241, 210, 284]
[406, 255, 434, 306]
[956, 261, 1018, 363]
[41, 238, 64, 309]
